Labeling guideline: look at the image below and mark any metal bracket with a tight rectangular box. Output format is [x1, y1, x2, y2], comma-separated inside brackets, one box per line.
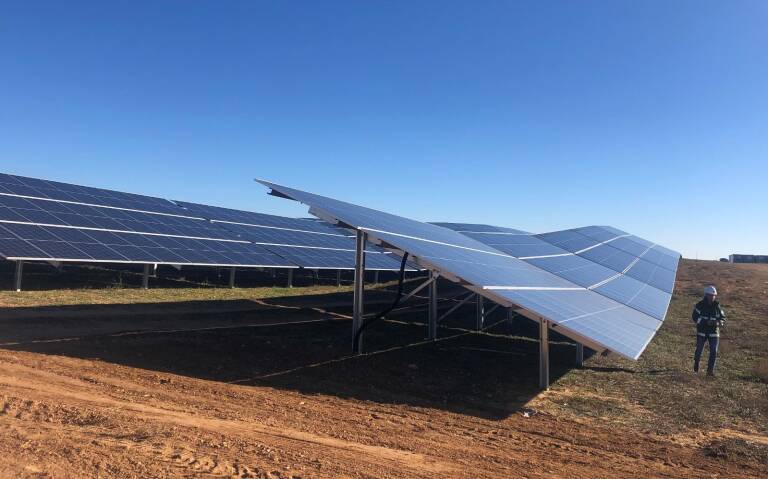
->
[436, 291, 476, 324]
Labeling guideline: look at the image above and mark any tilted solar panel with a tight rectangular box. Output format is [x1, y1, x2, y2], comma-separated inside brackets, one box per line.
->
[174, 200, 411, 271]
[0, 173, 182, 215]
[443, 223, 679, 321]
[0, 189, 289, 267]
[256, 180, 677, 360]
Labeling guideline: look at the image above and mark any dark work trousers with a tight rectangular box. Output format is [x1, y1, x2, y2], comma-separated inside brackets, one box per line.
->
[694, 334, 719, 373]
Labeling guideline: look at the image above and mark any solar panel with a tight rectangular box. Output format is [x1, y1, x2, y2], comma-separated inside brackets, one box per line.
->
[174, 200, 411, 270]
[430, 222, 530, 234]
[0, 173, 416, 272]
[0, 173, 182, 215]
[256, 180, 677, 360]
[0, 173, 291, 267]
[444, 223, 679, 321]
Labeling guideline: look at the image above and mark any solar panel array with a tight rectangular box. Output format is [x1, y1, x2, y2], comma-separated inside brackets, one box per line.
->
[174, 201, 412, 270]
[0, 173, 406, 270]
[440, 223, 678, 321]
[258, 180, 681, 360]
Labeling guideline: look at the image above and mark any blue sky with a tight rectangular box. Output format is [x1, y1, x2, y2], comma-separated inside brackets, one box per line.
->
[1, 1, 766, 259]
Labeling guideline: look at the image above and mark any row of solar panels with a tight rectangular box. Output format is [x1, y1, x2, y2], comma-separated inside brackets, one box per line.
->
[0, 172, 411, 270]
[257, 180, 681, 361]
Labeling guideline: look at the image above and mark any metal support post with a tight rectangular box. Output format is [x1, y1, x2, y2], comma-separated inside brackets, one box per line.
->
[14, 260, 24, 292]
[287, 268, 294, 288]
[427, 270, 438, 340]
[142, 264, 151, 290]
[336, 269, 342, 287]
[229, 267, 236, 289]
[352, 230, 367, 353]
[575, 343, 584, 368]
[475, 294, 485, 330]
[374, 270, 380, 284]
[539, 320, 550, 390]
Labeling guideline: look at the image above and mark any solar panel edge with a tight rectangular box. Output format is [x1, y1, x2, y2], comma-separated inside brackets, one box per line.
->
[257, 180, 683, 360]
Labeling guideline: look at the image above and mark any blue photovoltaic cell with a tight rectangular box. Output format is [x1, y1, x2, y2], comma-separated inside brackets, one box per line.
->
[492, 289, 662, 360]
[0, 221, 289, 266]
[443, 223, 680, 325]
[173, 200, 409, 270]
[570, 226, 623, 243]
[624, 258, 677, 293]
[263, 245, 406, 270]
[524, 255, 618, 288]
[577, 243, 638, 272]
[175, 201, 344, 235]
[258, 181, 503, 255]
[257, 180, 676, 360]
[604, 236, 652, 257]
[639, 246, 680, 271]
[431, 222, 530, 234]
[459, 231, 565, 258]
[0, 173, 182, 215]
[535, 230, 599, 253]
[0, 172, 415, 270]
[592, 275, 671, 320]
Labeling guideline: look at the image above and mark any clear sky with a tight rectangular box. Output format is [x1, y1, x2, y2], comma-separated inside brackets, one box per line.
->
[1, 1, 766, 259]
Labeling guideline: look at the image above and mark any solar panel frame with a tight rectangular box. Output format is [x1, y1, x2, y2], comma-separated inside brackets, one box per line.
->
[256, 180, 677, 360]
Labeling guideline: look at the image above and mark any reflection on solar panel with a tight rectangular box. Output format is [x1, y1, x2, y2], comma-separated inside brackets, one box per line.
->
[440, 223, 679, 320]
[0, 174, 289, 267]
[174, 201, 410, 270]
[257, 180, 680, 361]
[0, 172, 410, 272]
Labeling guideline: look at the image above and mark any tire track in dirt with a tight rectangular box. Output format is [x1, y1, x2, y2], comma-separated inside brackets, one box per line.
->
[0, 361, 456, 476]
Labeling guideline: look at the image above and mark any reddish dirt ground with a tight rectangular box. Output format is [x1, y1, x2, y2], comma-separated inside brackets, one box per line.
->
[0, 261, 766, 478]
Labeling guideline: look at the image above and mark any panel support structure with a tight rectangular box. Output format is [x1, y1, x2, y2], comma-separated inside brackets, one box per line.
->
[336, 269, 341, 287]
[539, 320, 550, 390]
[229, 267, 236, 289]
[352, 230, 367, 354]
[427, 270, 438, 340]
[287, 269, 293, 288]
[142, 264, 151, 290]
[374, 270, 380, 284]
[575, 343, 584, 368]
[475, 294, 485, 331]
[14, 260, 23, 292]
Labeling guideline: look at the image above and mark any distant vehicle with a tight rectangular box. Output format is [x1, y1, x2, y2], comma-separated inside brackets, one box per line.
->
[729, 254, 768, 264]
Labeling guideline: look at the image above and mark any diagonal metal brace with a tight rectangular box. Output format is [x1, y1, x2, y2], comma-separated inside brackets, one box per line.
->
[437, 291, 476, 324]
[364, 273, 440, 319]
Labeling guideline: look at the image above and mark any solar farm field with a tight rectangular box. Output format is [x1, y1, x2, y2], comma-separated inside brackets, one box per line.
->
[0, 259, 766, 478]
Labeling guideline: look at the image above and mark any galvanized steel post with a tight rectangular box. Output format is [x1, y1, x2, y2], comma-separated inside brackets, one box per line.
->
[427, 270, 438, 340]
[539, 319, 550, 390]
[352, 230, 367, 353]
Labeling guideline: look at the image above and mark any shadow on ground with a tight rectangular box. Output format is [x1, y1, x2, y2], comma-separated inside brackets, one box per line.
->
[0, 288, 592, 420]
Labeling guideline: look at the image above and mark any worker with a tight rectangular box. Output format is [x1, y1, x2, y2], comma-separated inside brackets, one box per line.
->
[692, 285, 726, 376]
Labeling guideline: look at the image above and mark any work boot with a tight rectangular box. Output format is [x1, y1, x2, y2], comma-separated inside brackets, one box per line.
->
[706, 370, 715, 377]
[693, 364, 699, 374]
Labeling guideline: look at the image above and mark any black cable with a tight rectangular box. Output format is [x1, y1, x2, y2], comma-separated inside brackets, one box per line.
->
[353, 252, 410, 347]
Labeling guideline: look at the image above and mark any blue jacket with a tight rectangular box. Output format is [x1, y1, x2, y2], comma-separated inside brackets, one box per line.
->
[692, 298, 726, 337]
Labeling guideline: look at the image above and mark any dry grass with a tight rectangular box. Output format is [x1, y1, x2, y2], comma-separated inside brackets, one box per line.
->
[756, 359, 768, 384]
[1, 259, 767, 441]
[539, 260, 768, 435]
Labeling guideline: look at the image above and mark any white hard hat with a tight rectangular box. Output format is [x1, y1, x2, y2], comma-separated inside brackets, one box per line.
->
[704, 285, 717, 295]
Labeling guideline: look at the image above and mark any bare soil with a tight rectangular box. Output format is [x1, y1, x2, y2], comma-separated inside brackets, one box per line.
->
[0, 260, 766, 478]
